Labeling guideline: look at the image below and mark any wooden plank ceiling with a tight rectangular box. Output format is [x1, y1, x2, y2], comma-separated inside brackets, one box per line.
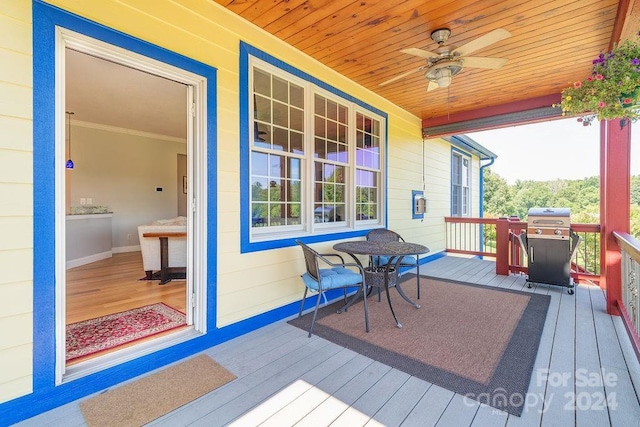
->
[215, 0, 639, 126]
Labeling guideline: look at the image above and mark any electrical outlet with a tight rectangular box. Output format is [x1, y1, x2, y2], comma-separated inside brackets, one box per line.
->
[80, 198, 86, 205]
[87, 198, 92, 205]
[127, 233, 132, 240]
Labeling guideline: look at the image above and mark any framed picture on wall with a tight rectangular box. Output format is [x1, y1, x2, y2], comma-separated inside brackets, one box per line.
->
[183, 176, 187, 194]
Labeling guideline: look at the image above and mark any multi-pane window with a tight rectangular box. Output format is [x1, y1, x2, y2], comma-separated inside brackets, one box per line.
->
[314, 95, 348, 223]
[249, 61, 384, 239]
[355, 112, 380, 221]
[452, 151, 471, 217]
[251, 68, 304, 228]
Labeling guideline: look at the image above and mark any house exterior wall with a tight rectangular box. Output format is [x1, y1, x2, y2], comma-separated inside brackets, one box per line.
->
[0, 0, 484, 421]
[0, 0, 34, 403]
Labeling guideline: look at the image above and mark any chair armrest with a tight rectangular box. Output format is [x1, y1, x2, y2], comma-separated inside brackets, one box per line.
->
[316, 252, 345, 265]
[316, 253, 365, 275]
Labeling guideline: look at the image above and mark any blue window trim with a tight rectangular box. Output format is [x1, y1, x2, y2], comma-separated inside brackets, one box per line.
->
[239, 42, 388, 253]
[412, 189, 425, 219]
[450, 146, 472, 217]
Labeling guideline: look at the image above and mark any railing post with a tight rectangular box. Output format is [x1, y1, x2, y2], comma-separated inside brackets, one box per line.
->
[496, 217, 510, 275]
[600, 119, 630, 315]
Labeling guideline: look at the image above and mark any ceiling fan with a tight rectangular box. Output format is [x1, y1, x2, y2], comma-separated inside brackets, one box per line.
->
[379, 28, 512, 90]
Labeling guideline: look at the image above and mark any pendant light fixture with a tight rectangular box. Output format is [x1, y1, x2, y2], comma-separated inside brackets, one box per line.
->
[65, 111, 75, 169]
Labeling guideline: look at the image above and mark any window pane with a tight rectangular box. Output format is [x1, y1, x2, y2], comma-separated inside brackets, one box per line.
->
[251, 178, 269, 201]
[290, 107, 303, 132]
[251, 151, 269, 176]
[251, 202, 268, 227]
[254, 69, 270, 96]
[254, 95, 271, 123]
[314, 137, 325, 159]
[289, 157, 301, 180]
[339, 105, 348, 124]
[290, 131, 303, 155]
[273, 76, 288, 103]
[452, 185, 460, 216]
[338, 124, 347, 143]
[327, 141, 338, 161]
[327, 120, 337, 143]
[254, 122, 271, 148]
[337, 142, 348, 163]
[315, 95, 325, 116]
[315, 116, 326, 139]
[327, 100, 338, 121]
[272, 127, 287, 151]
[273, 100, 288, 128]
[290, 84, 304, 109]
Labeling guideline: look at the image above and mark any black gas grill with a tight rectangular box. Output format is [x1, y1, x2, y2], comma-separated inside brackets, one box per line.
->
[518, 208, 581, 294]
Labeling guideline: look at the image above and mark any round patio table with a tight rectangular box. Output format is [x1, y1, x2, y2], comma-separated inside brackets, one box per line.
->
[333, 240, 429, 329]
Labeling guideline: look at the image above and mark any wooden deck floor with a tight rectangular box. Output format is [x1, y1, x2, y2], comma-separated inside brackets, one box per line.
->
[17, 255, 640, 426]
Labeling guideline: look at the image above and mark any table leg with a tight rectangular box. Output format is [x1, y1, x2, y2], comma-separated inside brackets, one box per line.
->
[391, 257, 420, 309]
[382, 267, 402, 328]
[159, 237, 170, 285]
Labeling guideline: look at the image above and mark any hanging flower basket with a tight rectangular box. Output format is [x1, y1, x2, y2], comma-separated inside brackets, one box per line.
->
[555, 34, 640, 126]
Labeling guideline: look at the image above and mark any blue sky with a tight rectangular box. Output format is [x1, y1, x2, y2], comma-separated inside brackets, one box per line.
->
[465, 117, 640, 184]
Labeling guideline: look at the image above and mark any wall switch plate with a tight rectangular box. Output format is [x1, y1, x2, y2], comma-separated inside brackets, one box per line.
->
[80, 198, 86, 205]
[86, 198, 92, 205]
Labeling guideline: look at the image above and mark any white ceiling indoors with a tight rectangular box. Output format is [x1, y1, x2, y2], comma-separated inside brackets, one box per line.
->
[65, 49, 188, 139]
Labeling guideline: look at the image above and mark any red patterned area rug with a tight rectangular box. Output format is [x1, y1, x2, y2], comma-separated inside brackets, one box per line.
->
[66, 303, 186, 362]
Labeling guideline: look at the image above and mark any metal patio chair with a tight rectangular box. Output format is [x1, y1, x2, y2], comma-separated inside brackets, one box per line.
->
[296, 240, 369, 337]
[366, 228, 424, 299]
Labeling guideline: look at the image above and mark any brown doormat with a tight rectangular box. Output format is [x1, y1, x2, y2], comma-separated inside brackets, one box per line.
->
[288, 274, 550, 416]
[80, 354, 236, 426]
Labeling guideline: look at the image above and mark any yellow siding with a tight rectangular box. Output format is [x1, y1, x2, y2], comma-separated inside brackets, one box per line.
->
[0, 0, 33, 401]
[40, 1, 455, 328]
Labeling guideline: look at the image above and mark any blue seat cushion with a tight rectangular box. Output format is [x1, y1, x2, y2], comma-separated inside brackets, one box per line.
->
[302, 267, 362, 291]
[372, 255, 418, 266]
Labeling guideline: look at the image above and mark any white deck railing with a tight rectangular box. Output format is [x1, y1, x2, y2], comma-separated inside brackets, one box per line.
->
[614, 232, 640, 352]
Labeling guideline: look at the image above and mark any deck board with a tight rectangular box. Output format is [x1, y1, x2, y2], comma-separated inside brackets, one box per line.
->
[541, 288, 577, 426]
[17, 255, 640, 427]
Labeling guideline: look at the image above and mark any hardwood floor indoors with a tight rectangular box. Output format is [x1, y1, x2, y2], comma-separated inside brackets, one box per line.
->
[65, 251, 187, 363]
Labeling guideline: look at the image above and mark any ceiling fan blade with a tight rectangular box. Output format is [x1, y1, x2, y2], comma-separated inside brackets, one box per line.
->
[400, 47, 439, 58]
[452, 28, 511, 56]
[462, 56, 508, 69]
[426, 80, 440, 92]
[379, 65, 427, 86]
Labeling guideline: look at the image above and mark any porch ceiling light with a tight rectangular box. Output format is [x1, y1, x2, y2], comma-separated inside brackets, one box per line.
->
[424, 60, 463, 88]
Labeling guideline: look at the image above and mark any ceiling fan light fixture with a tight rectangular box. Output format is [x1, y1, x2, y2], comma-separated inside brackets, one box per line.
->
[424, 61, 462, 88]
[433, 67, 452, 88]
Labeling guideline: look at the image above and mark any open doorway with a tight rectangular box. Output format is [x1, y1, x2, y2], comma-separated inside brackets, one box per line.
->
[58, 31, 207, 380]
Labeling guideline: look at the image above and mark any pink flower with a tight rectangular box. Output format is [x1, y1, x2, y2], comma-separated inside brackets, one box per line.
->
[595, 74, 604, 80]
[598, 101, 606, 108]
[623, 97, 632, 104]
[574, 81, 582, 88]
[587, 77, 593, 81]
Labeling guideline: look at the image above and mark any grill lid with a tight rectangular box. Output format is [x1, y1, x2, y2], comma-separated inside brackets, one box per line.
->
[527, 207, 571, 239]
[527, 207, 570, 218]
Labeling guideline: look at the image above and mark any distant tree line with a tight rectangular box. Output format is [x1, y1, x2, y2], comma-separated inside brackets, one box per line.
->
[483, 169, 640, 238]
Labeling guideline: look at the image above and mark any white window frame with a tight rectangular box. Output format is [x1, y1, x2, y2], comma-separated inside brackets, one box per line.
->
[248, 57, 386, 243]
[452, 150, 471, 217]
